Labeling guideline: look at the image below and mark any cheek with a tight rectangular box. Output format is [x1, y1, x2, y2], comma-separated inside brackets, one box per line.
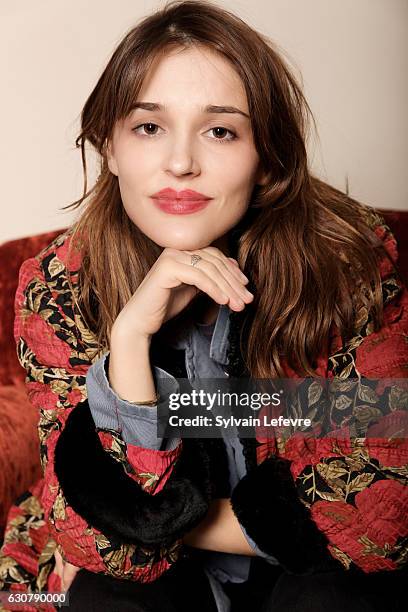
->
[222, 170, 257, 205]
[118, 156, 148, 182]
[114, 138, 156, 178]
[211, 148, 258, 186]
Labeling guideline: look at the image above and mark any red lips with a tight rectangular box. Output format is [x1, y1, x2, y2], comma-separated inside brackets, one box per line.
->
[151, 188, 211, 200]
[151, 188, 212, 215]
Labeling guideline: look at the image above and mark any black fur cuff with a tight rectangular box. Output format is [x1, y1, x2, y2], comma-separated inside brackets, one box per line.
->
[54, 400, 214, 547]
[230, 455, 344, 575]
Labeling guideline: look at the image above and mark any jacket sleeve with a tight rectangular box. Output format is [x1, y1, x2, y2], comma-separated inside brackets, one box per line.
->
[14, 255, 211, 581]
[231, 218, 408, 576]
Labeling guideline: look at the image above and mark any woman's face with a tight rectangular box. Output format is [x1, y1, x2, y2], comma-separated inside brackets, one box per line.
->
[107, 45, 266, 252]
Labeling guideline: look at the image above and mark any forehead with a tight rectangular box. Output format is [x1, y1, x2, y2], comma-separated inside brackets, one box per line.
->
[137, 45, 248, 111]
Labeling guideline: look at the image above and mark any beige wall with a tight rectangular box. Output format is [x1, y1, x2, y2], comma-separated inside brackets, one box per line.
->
[1, 0, 407, 243]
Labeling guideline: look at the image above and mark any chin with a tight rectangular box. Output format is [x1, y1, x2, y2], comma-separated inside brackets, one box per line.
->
[155, 235, 215, 251]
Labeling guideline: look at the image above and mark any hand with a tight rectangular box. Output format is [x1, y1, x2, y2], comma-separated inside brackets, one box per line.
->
[183, 498, 257, 556]
[53, 549, 80, 592]
[112, 246, 254, 339]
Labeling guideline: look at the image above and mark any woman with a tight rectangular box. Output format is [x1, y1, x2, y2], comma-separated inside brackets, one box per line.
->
[0, 1, 407, 610]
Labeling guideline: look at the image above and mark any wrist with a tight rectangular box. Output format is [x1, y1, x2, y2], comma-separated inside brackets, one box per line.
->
[111, 320, 152, 347]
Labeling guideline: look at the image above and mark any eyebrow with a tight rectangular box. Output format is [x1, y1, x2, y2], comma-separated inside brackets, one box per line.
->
[129, 101, 250, 119]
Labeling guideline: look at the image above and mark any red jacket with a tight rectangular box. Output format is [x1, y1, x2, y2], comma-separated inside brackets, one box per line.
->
[0, 207, 407, 602]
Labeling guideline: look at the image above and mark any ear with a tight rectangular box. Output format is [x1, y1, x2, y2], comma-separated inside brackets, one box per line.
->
[106, 139, 119, 176]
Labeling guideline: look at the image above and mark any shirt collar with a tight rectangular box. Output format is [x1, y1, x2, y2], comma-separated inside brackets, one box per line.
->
[168, 304, 230, 366]
[209, 304, 230, 366]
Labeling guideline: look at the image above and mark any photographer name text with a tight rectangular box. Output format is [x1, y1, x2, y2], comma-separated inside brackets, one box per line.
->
[167, 414, 311, 428]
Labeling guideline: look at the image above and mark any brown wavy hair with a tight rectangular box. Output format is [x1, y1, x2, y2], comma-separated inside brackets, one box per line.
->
[61, 0, 401, 378]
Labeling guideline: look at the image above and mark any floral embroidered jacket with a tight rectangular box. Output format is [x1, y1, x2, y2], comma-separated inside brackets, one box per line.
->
[0, 206, 407, 602]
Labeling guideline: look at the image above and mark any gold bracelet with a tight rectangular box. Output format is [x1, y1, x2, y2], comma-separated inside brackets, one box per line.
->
[121, 393, 160, 406]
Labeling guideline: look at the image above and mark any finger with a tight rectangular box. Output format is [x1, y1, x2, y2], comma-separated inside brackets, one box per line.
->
[187, 247, 249, 285]
[159, 249, 250, 311]
[54, 550, 64, 578]
[62, 562, 80, 592]
[228, 257, 240, 266]
[171, 263, 230, 306]
[204, 248, 249, 283]
[174, 263, 245, 311]
[208, 250, 249, 282]
[194, 249, 252, 302]
[181, 256, 252, 309]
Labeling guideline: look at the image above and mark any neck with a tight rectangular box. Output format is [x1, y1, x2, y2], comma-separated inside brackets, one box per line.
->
[211, 233, 230, 258]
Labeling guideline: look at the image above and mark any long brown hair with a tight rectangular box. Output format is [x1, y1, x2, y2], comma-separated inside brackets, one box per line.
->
[62, 0, 401, 377]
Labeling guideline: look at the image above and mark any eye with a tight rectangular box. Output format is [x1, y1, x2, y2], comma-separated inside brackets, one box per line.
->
[132, 122, 163, 136]
[206, 127, 237, 142]
[131, 123, 237, 142]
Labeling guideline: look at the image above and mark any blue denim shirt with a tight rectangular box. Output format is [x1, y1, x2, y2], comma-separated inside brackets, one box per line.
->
[86, 304, 279, 612]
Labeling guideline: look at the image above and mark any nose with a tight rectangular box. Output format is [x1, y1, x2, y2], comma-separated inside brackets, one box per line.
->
[164, 131, 200, 177]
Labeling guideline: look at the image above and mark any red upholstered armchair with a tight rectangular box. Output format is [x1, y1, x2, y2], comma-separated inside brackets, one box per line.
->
[0, 211, 407, 538]
[0, 228, 65, 535]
